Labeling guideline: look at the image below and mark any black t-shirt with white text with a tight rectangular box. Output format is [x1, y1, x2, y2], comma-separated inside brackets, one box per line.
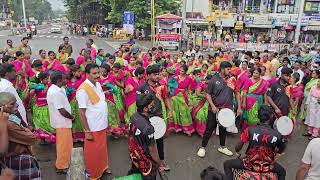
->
[206, 75, 234, 110]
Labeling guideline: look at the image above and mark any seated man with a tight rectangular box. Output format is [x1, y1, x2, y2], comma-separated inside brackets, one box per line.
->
[224, 105, 286, 180]
[200, 166, 225, 180]
[0, 92, 40, 179]
[0, 98, 15, 180]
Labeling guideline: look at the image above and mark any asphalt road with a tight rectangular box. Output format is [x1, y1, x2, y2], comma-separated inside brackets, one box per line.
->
[34, 123, 309, 180]
[0, 29, 311, 180]
[0, 27, 116, 59]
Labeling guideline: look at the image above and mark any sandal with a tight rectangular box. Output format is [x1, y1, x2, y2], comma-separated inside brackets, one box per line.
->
[56, 168, 68, 174]
[104, 169, 112, 175]
[302, 132, 312, 137]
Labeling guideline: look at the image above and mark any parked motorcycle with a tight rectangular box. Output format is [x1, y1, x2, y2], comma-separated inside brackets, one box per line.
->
[26, 29, 32, 39]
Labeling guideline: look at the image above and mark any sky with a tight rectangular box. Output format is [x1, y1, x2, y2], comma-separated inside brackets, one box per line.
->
[48, 0, 66, 11]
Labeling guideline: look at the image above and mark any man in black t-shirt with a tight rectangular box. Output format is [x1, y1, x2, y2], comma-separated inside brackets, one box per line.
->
[128, 93, 164, 180]
[197, 61, 242, 157]
[267, 67, 292, 118]
[136, 64, 170, 171]
[223, 105, 286, 180]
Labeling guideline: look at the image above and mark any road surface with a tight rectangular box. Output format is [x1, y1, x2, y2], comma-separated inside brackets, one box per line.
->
[0, 27, 116, 58]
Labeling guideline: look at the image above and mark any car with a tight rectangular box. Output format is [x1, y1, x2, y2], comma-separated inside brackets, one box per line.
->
[50, 24, 62, 33]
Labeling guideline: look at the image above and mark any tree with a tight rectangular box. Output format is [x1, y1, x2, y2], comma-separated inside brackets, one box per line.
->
[52, 9, 65, 19]
[10, 0, 54, 23]
[106, 0, 127, 25]
[64, 0, 110, 25]
[107, 0, 181, 29]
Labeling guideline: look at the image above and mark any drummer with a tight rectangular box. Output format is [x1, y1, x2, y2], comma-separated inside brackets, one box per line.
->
[197, 61, 242, 157]
[267, 67, 293, 118]
[127, 93, 164, 179]
[136, 64, 170, 171]
[223, 105, 286, 180]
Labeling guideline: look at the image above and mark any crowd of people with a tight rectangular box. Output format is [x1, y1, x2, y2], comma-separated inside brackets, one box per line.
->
[67, 24, 109, 37]
[0, 35, 320, 180]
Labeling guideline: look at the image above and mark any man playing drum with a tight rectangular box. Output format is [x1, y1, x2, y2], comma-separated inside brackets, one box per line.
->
[223, 105, 286, 180]
[197, 61, 242, 157]
[127, 93, 164, 180]
[136, 64, 170, 170]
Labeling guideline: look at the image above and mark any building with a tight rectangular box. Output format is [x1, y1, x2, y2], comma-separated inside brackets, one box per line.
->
[183, 0, 320, 44]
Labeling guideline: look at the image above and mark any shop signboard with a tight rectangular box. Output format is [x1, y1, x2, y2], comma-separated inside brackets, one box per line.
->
[215, 18, 235, 27]
[307, 26, 320, 30]
[245, 14, 272, 27]
[157, 41, 179, 50]
[244, 16, 254, 25]
[156, 34, 180, 50]
[271, 14, 291, 26]
[235, 21, 244, 30]
[310, 14, 320, 20]
[304, 0, 320, 15]
[155, 34, 180, 41]
[289, 16, 310, 26]
[308, 20, 320, 26]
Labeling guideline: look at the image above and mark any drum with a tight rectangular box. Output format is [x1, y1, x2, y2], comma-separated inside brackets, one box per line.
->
[149, 116, 166, 140]
[274, 116, 293, 136]
[217, 108, 236, 128]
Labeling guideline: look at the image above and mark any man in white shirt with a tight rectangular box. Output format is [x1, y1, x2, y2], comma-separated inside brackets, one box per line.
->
[277, 57, 291, 77]
[76, 64, 111, 179]
[292, 61, 304, 83]
[186, 46, 195, 57]
[296, 138, 320, 180]
[47, 72, 74, 173]
[0, 63, 27, 124]
[194, 45, 203, 59]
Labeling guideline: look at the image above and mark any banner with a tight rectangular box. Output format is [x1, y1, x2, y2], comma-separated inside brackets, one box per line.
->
[157, 41, 179, 50]
[155, 34, 180, 41]
[123, 11, 134, 34]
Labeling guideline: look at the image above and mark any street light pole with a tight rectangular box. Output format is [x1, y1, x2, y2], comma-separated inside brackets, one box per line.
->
[151, 0, 155, 47]
[22, 0, 27, 27]
[294, 0, 305, 43]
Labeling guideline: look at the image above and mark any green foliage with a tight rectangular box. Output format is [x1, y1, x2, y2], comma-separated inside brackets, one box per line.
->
[107, 0, 181, 29]
[10, 0, 54, 23]
[64, 0, 181, 27]
[64, 0, 110, 24]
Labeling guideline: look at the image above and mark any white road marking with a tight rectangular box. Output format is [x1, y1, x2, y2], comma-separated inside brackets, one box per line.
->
[46, 35, 51, 38]
[53, 36, 58, 38]
[39, 35, 44, 38]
